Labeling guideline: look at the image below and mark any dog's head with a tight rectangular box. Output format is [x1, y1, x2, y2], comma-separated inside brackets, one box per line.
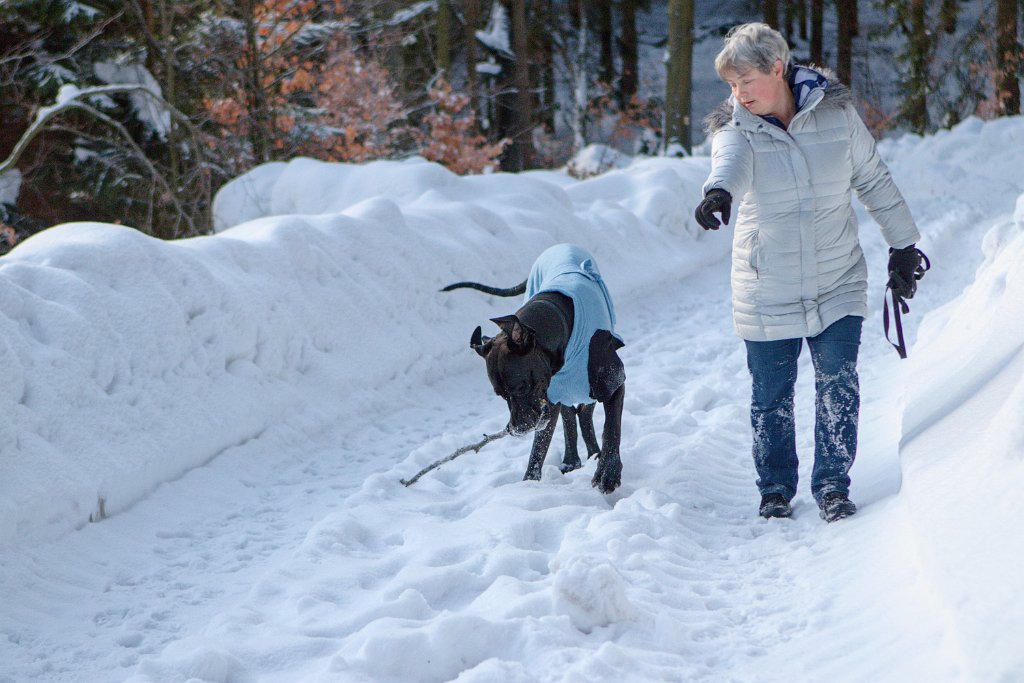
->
[471, 316, 553, 436]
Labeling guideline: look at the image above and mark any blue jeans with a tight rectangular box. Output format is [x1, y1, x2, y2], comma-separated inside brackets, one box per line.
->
[744, 316, 862, 504]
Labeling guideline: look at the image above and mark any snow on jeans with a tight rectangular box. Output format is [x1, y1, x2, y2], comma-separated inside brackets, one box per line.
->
[744, 315, 863, 504]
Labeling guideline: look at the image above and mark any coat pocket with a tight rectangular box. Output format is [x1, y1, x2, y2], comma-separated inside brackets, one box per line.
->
[738, 229, 761, 278]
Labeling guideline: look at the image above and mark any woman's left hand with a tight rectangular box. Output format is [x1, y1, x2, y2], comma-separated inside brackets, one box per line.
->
[887, 245, 924, 299]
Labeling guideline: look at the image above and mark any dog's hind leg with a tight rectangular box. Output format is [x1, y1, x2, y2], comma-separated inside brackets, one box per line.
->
[524, 408, 559, 481]
[558, 404, 583, 473]
[592, 386, 624, 494]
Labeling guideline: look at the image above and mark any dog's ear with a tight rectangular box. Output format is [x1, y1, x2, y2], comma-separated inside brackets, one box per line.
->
[470, 325, 493, 358]
[491, 315, 535, 351]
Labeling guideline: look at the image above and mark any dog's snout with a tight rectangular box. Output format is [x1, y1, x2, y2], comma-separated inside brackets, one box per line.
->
[507, 412, 541, 437]
[506, 400, 551, 437]
[506, 422, 532, 437]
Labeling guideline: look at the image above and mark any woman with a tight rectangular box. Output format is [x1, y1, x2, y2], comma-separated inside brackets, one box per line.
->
[695, 23, 924, 522]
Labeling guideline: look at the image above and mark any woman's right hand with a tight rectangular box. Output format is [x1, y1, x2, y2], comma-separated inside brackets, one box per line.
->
[695, 189, 733, 230]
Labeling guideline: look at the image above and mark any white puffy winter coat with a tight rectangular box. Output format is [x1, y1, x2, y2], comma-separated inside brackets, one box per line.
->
[702, 68, 920, 342]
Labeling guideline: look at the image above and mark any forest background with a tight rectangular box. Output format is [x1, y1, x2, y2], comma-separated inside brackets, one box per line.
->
[0, 0, 1021, 245]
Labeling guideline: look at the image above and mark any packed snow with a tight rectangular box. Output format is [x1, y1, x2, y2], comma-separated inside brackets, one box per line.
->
[2, 114, 1023, 683]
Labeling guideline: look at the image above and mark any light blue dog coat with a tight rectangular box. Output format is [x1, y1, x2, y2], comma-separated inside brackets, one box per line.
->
[525, 244, 622, 407]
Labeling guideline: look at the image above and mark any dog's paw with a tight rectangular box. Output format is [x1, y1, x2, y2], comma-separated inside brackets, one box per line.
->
[559, 456, 583, 474]
[591, 457, 622, 494]
[522, 469, 543, 482]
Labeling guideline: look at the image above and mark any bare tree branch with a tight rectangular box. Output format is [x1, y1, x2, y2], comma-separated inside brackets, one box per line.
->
[66, 100, 193, 236]
[0, 83, 214, 237]
[400, 430, 508, 487]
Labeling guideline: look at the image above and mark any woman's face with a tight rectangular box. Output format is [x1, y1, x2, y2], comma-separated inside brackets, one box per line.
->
[723, 59, 788, 118]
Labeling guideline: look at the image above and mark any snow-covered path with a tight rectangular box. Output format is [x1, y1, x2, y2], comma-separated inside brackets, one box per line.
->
[3, 254, 960, 683]
[5, 116, 1024, 682]
[1, 328, 489, 681]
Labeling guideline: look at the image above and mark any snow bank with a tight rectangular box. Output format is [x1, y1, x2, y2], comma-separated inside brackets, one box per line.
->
[881, 115, 1024, 224]
[0, 154, 724, 547]
[899, 191, 1024, 679]
[6, 115, 1024, 550]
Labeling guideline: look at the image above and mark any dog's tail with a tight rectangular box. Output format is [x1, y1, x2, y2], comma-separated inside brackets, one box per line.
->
[440, 280, 527, 297]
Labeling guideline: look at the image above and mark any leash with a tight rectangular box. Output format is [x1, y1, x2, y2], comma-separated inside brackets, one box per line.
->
[883, 248, 931, 359]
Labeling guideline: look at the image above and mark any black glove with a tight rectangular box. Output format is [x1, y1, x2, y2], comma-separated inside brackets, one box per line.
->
[887, 244, 923, 299]
[695, 188, 732, 230]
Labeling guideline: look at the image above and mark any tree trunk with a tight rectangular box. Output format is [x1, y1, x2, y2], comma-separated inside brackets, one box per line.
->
[665, 0, 694, 155]
[619, 0, 638, 106]
[240, 0, 270, 163]
[939, 0, 957, 34]
[763, 0, 779, 29]
[159, 0, 181, 239]
[464, 0, 480, 117]
[573, 0, 589, 153]
[995, 0, 1021, 115]
[836, 0, 855, 85]
[436, 0, 452, 73]
[903, 0, 929, 133]
[596, 0, 615, 87]
[537, 0, 556, 131]
[810, 0, 823, 65]
[509, 0, 533, 170]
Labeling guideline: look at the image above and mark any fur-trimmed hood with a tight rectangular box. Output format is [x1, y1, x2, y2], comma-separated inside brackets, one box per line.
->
[703, 64, 852, 135]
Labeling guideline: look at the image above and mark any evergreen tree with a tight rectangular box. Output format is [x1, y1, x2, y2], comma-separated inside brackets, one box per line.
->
[0, 0, 214, 238]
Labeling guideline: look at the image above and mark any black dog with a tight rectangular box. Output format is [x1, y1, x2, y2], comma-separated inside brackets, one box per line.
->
[444, 244, 625, 494]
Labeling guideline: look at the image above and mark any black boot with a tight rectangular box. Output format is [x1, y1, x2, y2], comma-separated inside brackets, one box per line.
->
[819, 492, 857, 522]
[759, 493, 792, 519]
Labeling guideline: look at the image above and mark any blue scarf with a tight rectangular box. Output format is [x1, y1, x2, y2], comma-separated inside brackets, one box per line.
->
[761, 65, 829, 130]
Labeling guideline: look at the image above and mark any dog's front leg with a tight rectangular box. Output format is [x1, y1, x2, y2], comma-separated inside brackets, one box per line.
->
[524, 408, 559, 481]
[558, 404, 583, 473]
[576, 403, 601, 459]
[592, 385, 624, 494]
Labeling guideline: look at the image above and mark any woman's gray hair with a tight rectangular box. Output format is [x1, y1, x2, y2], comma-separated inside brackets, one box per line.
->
[714, 22, 791, 78]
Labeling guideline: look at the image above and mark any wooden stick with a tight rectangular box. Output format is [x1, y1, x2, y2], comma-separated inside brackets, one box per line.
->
[400, 430, 508, 487]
